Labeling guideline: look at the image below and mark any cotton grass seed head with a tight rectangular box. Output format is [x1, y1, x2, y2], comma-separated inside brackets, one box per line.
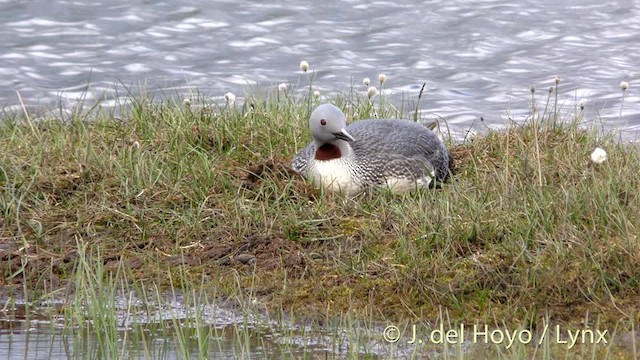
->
[278, 83, 288, 92]
[363, 77, 370, 86]
[183, 98, 191, 107]
[620, 81, 629, 91]
[300, 60, 309, 73]
[555, 75, 561, 84]
[378, 73, 387, 84]
[313, 90, 320, 98]
[224, 92, 236, 104]
[590, 147, 607, 164]
[367, 86, 378, 99]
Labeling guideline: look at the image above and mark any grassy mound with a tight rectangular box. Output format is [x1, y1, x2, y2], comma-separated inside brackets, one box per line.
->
[1, 90, 638, 330]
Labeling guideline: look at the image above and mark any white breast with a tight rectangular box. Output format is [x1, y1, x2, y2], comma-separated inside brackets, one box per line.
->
[310, 158, 362, 195]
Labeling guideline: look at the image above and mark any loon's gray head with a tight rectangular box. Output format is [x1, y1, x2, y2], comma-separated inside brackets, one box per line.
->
[309, 104, 355, 147]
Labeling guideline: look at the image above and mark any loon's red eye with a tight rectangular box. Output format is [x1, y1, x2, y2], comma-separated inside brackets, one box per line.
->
[320, 119, 327, 126]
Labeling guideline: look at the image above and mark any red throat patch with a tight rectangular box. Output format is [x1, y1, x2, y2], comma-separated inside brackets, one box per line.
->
[315, 144, 342, 160]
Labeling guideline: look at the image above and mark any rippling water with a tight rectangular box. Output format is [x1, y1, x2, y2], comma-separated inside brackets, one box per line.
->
[0, 0, 639, 136]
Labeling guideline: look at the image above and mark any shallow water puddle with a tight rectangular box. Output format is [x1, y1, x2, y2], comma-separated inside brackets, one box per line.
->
[1, 294, 637, 359]
[0, 294, 405, 359]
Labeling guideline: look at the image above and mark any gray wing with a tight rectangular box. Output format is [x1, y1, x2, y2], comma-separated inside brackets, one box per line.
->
[291, 143, 315, 173]
[347, 119, 451, 181]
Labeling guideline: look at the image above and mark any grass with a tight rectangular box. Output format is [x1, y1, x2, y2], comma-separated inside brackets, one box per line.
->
[0, 81, 639, 358]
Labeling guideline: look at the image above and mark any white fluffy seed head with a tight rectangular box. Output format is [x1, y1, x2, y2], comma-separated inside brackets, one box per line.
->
[313, 90, 320, 98]
[278, 83, 288, 92]
[367, 86, 378, 99]
[465, 130, 477, 143]
[132, 141, 140, 149]
[300, 60, 309, 73]
[620, 81, 629, 91]
[363, 77, 370, 86]
[378, 73, 387, 84]
[183, 98, 191, 106]
[224, 92, 236, 104]
[555, 75, 561, 84]
[590, 147, 607, 164]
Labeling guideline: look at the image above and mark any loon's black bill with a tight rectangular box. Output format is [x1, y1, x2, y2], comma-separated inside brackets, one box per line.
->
[333, 128, 355, 142]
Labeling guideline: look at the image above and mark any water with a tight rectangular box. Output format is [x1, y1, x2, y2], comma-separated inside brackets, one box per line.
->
[0, 295, 433, 359]
[0, 0, 639, 137]
[2, 296, 638, 359]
